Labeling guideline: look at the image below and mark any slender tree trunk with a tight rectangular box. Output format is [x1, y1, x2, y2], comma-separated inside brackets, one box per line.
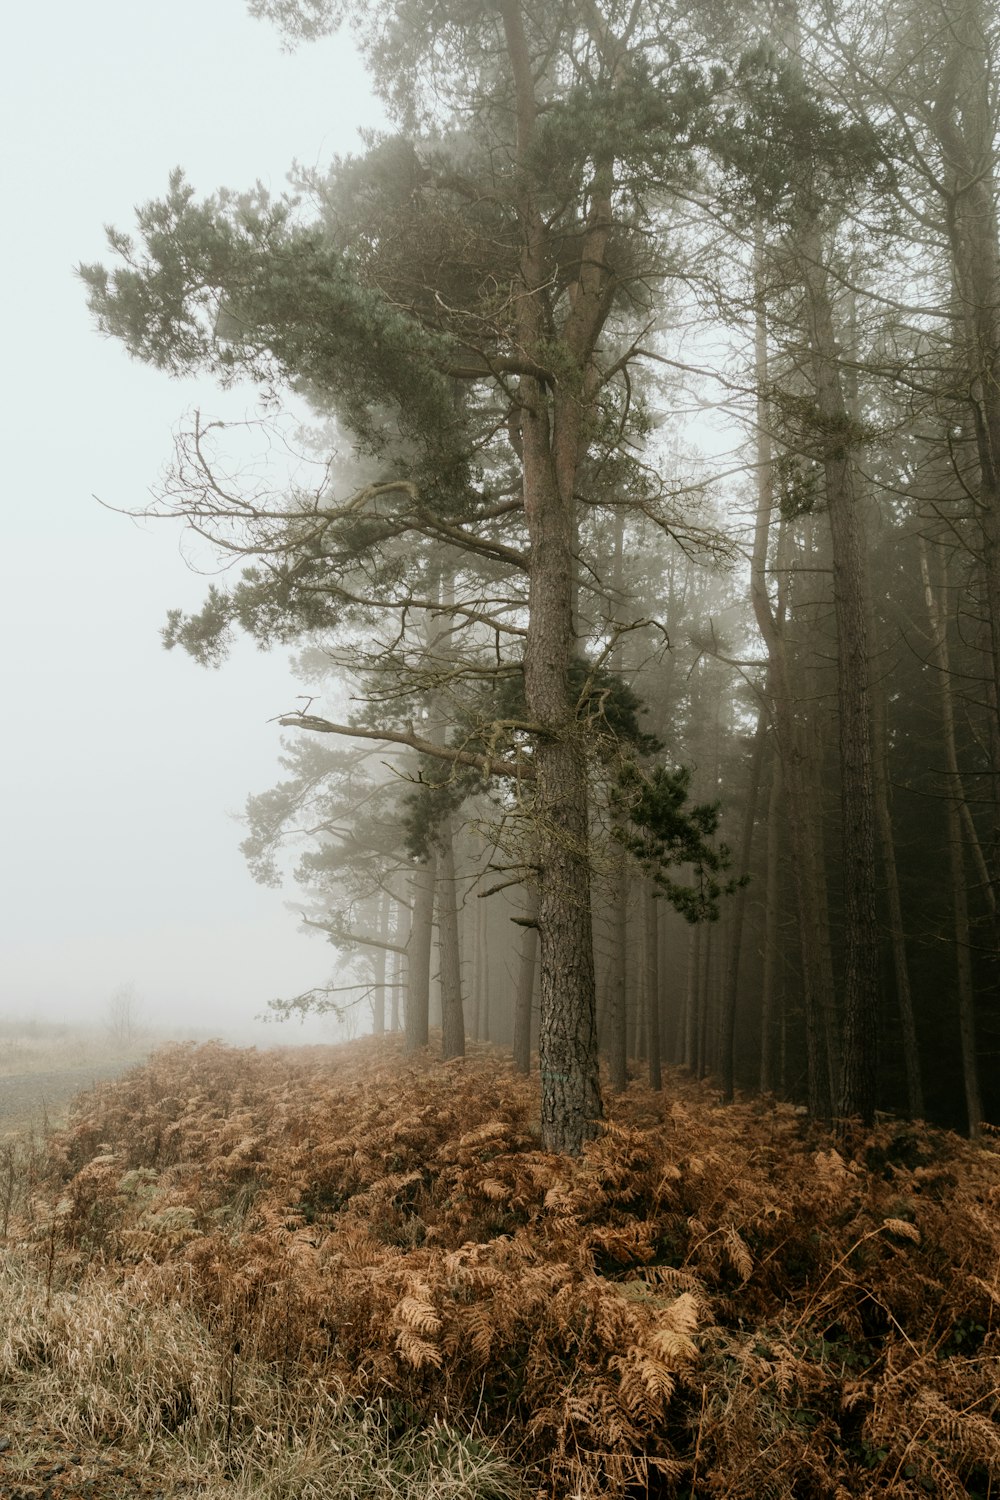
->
[481, 918, 491, 1043]
[750, 247, 835, 1115]
[683, 924, 699, 1070]
[644, 884, 661, 1091]
[512, 887, 539, 1074]
[607, 860, 629, 1092]
[406, 853, 436, 1053]
[933, 9, 1000, 924]
[759, 754, 783, 1094]
[871, 633, 924, 1118]
[389, 950, 400, 1033]
[372, 891, 388, 1037]
[470, 896, 484, 1043]
[801, 236, 880, 1124]
[607, 504, 631, 1093]
[660, 911, 677, 1064]
[391, 898, 408, 1033]
[920, 539, 983, 1136]
[720, 709, 767, 1100]
[436, 817, 465, 1060]
[697, 926, 712, 1080]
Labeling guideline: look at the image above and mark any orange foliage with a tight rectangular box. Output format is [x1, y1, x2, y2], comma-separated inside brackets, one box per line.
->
[16, 1038, 1000, 1498]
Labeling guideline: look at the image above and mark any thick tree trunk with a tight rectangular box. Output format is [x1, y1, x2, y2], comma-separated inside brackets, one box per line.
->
[534, 736, 602, 1150]
[500, 0, 604, 1152]
[405, 853, 436, 1053]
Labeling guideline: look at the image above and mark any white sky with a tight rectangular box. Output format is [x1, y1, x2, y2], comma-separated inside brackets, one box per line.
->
[0, 0, 386, 1038]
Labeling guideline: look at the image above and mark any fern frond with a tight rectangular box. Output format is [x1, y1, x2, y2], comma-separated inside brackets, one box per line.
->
[394, 1327, 443, 1369]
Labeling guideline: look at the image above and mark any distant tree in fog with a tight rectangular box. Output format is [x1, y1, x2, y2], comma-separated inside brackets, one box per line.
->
[105, 982, 141, 1047]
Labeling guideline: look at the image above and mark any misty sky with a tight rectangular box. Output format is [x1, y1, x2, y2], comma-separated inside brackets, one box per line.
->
[1, 0, 386, 1037]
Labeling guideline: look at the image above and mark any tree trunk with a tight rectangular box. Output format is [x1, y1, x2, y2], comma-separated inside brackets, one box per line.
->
[759, 754, 783, 1094]
[920, 539, 983, 1136]
[801, 231, 880, 1124]
[436, 817, 465, 1061]
[933, 7, 1000, 924]
[480, 920, 491, 1043]
[470, 895, 484, 1044]
[871, 629, 924, 1118]
[750, 247, 836, 1115]
[500, 0, 602, 1152]
[405, 853, 436, 1053]
[697, 925, 712, 1080]
[391, 897, 408, 1033]
[607, 859, 629, 1092]
[644, 884, 661, 1091]
[683, 923, 699, 1070]
[719, 708, 767, 1100]
[512, 886, 539, 1074]
[371, 890, 389, 1036]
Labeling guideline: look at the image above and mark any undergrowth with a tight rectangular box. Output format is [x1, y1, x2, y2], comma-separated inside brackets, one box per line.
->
[4, 1037, 1000, 1497]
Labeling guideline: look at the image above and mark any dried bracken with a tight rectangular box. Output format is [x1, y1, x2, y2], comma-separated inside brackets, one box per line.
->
[6, 1038, 1000, 1497]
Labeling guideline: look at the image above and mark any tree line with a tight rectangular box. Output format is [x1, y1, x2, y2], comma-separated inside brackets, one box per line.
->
[81, 0, 1000, 1151]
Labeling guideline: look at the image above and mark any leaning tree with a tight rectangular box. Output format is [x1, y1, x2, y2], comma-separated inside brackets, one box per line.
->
[82, 0, 731, 1151]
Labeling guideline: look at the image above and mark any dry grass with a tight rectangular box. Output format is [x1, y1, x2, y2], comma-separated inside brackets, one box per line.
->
[0, 1249, 524, 1500]
[0, 1017, 151, 1079]
[4, 1036, 1000, 1497]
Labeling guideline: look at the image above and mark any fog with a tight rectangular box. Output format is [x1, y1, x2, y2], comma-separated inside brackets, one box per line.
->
[1, 0, 385, 1041]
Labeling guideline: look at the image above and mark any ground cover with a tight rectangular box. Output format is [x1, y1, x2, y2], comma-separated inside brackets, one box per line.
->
[2, 1038, 999, 1497]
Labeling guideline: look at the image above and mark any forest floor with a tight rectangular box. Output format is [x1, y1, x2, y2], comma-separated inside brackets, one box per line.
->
[1, 1036, 998, 1499]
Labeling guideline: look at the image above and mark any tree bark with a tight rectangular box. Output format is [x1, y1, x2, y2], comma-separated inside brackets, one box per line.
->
[759, 754, 783, 1094]
[607, 859, 629, 1093]
[500, 0, 603, 1152]
[512, 886, 539, 1074]
[920, 539, 983, 1136]
[405, 853, 436, 1053]
[371, 890, 388, 1037]
[801, 230, 880, 1124]
[697, 924, 712, 1080]
[390, 898, 408, 1033]
[643, 884, 661, 1091]
[719, 709, 767, 1101]
[871, 626, 924, 1118]
[750, 246, 836, 1115]
[683, 923, 699, 1071]
[436, 816, 466, 1061]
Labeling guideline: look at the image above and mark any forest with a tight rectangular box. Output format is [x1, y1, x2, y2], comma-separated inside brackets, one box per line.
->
[77, 0, 1000, 1155]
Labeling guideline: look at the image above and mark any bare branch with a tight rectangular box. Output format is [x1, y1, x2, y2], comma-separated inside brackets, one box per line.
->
[275, 712, 535, 782]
